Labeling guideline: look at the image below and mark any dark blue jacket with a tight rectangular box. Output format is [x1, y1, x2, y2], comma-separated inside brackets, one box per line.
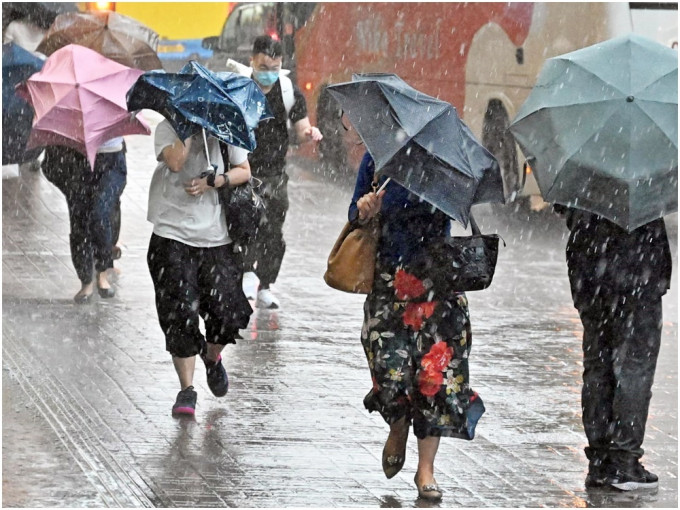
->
[349, 152, 449, 267]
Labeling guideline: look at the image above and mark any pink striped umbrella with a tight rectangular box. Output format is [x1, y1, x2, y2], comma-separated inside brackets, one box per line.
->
[19, 44, 150, 169]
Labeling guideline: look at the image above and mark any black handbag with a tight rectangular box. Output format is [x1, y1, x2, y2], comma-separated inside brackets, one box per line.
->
[218, 178, 265, 248]
[216, 142, 265, 248]
[427, 214, 504, 292]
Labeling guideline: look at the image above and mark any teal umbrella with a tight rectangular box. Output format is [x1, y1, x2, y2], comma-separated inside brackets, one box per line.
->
[509, 33, 677, 232]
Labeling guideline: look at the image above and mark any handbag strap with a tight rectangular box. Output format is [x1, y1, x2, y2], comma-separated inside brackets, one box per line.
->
[468, 212, 506, 246]
[469, 213, 481, 236]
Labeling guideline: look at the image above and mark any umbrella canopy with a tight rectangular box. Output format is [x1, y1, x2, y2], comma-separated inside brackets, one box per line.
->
[2, 42, 44, 164]
[327, 73, 503, 227]
[20, 44, 151, 169]
[37, 10, 162, 71]
[126, 60, 273, 151]
[509, 33, 678, 232]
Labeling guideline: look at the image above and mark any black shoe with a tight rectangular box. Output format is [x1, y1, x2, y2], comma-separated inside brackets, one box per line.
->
[585, 459, 608, 488]
[97, 286, 116, 298]
[606, 462, 658, 491]
[172, 386, 197, 416]
[202, 354, 229, 397]
[586, 469, 608, 488]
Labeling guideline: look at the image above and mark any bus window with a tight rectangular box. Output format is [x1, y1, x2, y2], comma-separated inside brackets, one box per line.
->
[217, 2, 277, 62]
[629, 2, 678, 48]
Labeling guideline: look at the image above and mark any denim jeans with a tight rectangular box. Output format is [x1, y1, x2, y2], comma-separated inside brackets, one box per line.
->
[43, 147, 127, 283]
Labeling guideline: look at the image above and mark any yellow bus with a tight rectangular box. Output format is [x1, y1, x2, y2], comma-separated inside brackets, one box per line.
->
[84, 2, 234, 70]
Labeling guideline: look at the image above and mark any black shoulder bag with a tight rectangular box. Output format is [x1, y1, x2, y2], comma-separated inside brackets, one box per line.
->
[217, 142, 266, 249]
[428, 214, 505, 292]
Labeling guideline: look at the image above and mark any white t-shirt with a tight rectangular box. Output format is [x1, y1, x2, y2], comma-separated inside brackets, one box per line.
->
[148, 120, 249, 247]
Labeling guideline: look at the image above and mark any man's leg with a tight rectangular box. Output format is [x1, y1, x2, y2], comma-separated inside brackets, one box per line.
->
[579, 306, 616, 485]
[147, 234, 204, 414]
[609, 299, 663, 464]
[255, 177, 289, 308]
[198, 244, 252, 397]
[172, 356, 196, 390]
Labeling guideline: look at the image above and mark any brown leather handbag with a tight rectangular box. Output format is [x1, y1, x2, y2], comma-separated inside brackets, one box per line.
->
[324, 215, 380, 294]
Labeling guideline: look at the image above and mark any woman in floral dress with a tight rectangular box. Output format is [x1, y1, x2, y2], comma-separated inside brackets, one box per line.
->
[349, 152, 485, 500]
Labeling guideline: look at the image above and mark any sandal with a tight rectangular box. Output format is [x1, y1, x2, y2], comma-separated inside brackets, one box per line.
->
[382, 416, 409, 478]
[414, 472, 442, 501]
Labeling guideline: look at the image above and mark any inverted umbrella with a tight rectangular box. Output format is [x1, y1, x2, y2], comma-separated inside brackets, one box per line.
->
[2, 42, 44, 164]
[327, 73, 503, 227]
[20, 44, 151, 169]
[37, 10, 162, 71]
[509, 33, 678, 232]
[127, 60, 273, 151]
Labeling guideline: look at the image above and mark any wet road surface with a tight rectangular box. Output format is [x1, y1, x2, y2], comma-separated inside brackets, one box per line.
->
[2, 114, 677, 507]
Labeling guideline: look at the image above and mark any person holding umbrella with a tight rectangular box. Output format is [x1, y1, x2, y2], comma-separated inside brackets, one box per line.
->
[18, 44, 151, 303]
[510, 34, 677, 491]
[330, 74, 504, 500]
[148, 122, 253, 416]
[128, 61, 273, 416]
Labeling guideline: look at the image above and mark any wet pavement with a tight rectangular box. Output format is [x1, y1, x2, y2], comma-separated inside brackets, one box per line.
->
[2, 113, 678, 507]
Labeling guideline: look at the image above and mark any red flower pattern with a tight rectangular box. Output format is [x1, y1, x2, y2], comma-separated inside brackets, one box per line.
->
[393, 269, 426, 300]
[402, 301, 437, 331]
[421, 341, 454, 372]
[418, 368, 443, 396]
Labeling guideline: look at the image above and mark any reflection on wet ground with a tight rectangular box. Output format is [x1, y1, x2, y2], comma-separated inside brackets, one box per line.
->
[2, 132, 677, 507]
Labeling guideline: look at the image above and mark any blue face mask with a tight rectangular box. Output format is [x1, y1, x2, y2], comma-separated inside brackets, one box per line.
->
[253, 70, 279, 87]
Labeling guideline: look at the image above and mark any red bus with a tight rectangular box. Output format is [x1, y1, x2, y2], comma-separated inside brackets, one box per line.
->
[206, 2, 678, 200]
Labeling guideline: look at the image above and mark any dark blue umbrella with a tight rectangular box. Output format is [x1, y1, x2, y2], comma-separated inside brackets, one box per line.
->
[2, 42, 44, 165]
[126, 60, 272, 151]
[327, 73, 503, 227]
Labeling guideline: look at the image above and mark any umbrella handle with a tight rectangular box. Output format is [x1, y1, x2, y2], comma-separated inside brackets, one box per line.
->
[375, 177, 391, 194]
[201, 128, 213, 172]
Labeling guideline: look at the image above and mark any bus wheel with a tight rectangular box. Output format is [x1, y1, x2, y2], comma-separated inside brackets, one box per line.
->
[316, 86, 348, 177]
[482, 99, 519, 201]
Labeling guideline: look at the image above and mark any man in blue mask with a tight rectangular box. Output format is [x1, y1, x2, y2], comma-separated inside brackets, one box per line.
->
[241, 35, 323, 309]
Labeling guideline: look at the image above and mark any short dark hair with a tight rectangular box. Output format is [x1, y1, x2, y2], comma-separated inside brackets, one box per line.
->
[252, 35, 282, 58]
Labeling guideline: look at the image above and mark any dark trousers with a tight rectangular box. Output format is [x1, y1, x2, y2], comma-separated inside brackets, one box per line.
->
[243, 173, 289, 288]
[43, 148, 127, 284]
[578, 297, 662, 467]
[147, 234, 252, 358]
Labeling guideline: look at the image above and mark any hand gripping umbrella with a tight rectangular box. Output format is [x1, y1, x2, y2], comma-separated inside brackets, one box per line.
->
[19, 44, 151, 170]
[509, 33, 678, 231]
[126, 60, 273, 152]
[327, 73, 504, 227]
[37, 10, 162, 71]
[2, 42, 44, 165]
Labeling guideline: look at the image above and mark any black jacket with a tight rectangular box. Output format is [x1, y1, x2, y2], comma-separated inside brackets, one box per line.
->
[558, 206, 672, 308]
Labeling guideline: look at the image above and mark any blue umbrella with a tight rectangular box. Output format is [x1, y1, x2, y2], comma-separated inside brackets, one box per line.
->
[327, 73, 503, 227]
[126, 60, 272, 151]
[2, 42, 44, 165]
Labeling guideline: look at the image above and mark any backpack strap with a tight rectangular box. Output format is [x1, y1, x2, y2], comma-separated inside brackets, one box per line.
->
[279, 74, 295, 130]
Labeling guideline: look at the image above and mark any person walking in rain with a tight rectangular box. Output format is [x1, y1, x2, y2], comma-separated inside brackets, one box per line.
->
[41, 140, 127, 303]
[350, 152, 485, 501]
[240, 35, 322, 309]
[556, 205, 672, 490]
[147, 120, 253, 416]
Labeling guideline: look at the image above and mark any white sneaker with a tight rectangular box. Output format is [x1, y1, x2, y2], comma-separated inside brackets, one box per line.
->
[256, 288, 280, 309]
[242, 271, 258, 300]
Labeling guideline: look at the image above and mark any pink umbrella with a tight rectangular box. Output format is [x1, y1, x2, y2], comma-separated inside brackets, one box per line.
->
[19, 44, 150, 169]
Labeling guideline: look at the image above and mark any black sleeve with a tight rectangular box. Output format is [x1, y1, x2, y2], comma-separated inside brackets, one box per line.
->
[289, 85, 308, 124]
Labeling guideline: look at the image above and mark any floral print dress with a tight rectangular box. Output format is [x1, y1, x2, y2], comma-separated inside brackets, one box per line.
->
[361, 260, 485, 440]
[351, 152, 485, 441]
